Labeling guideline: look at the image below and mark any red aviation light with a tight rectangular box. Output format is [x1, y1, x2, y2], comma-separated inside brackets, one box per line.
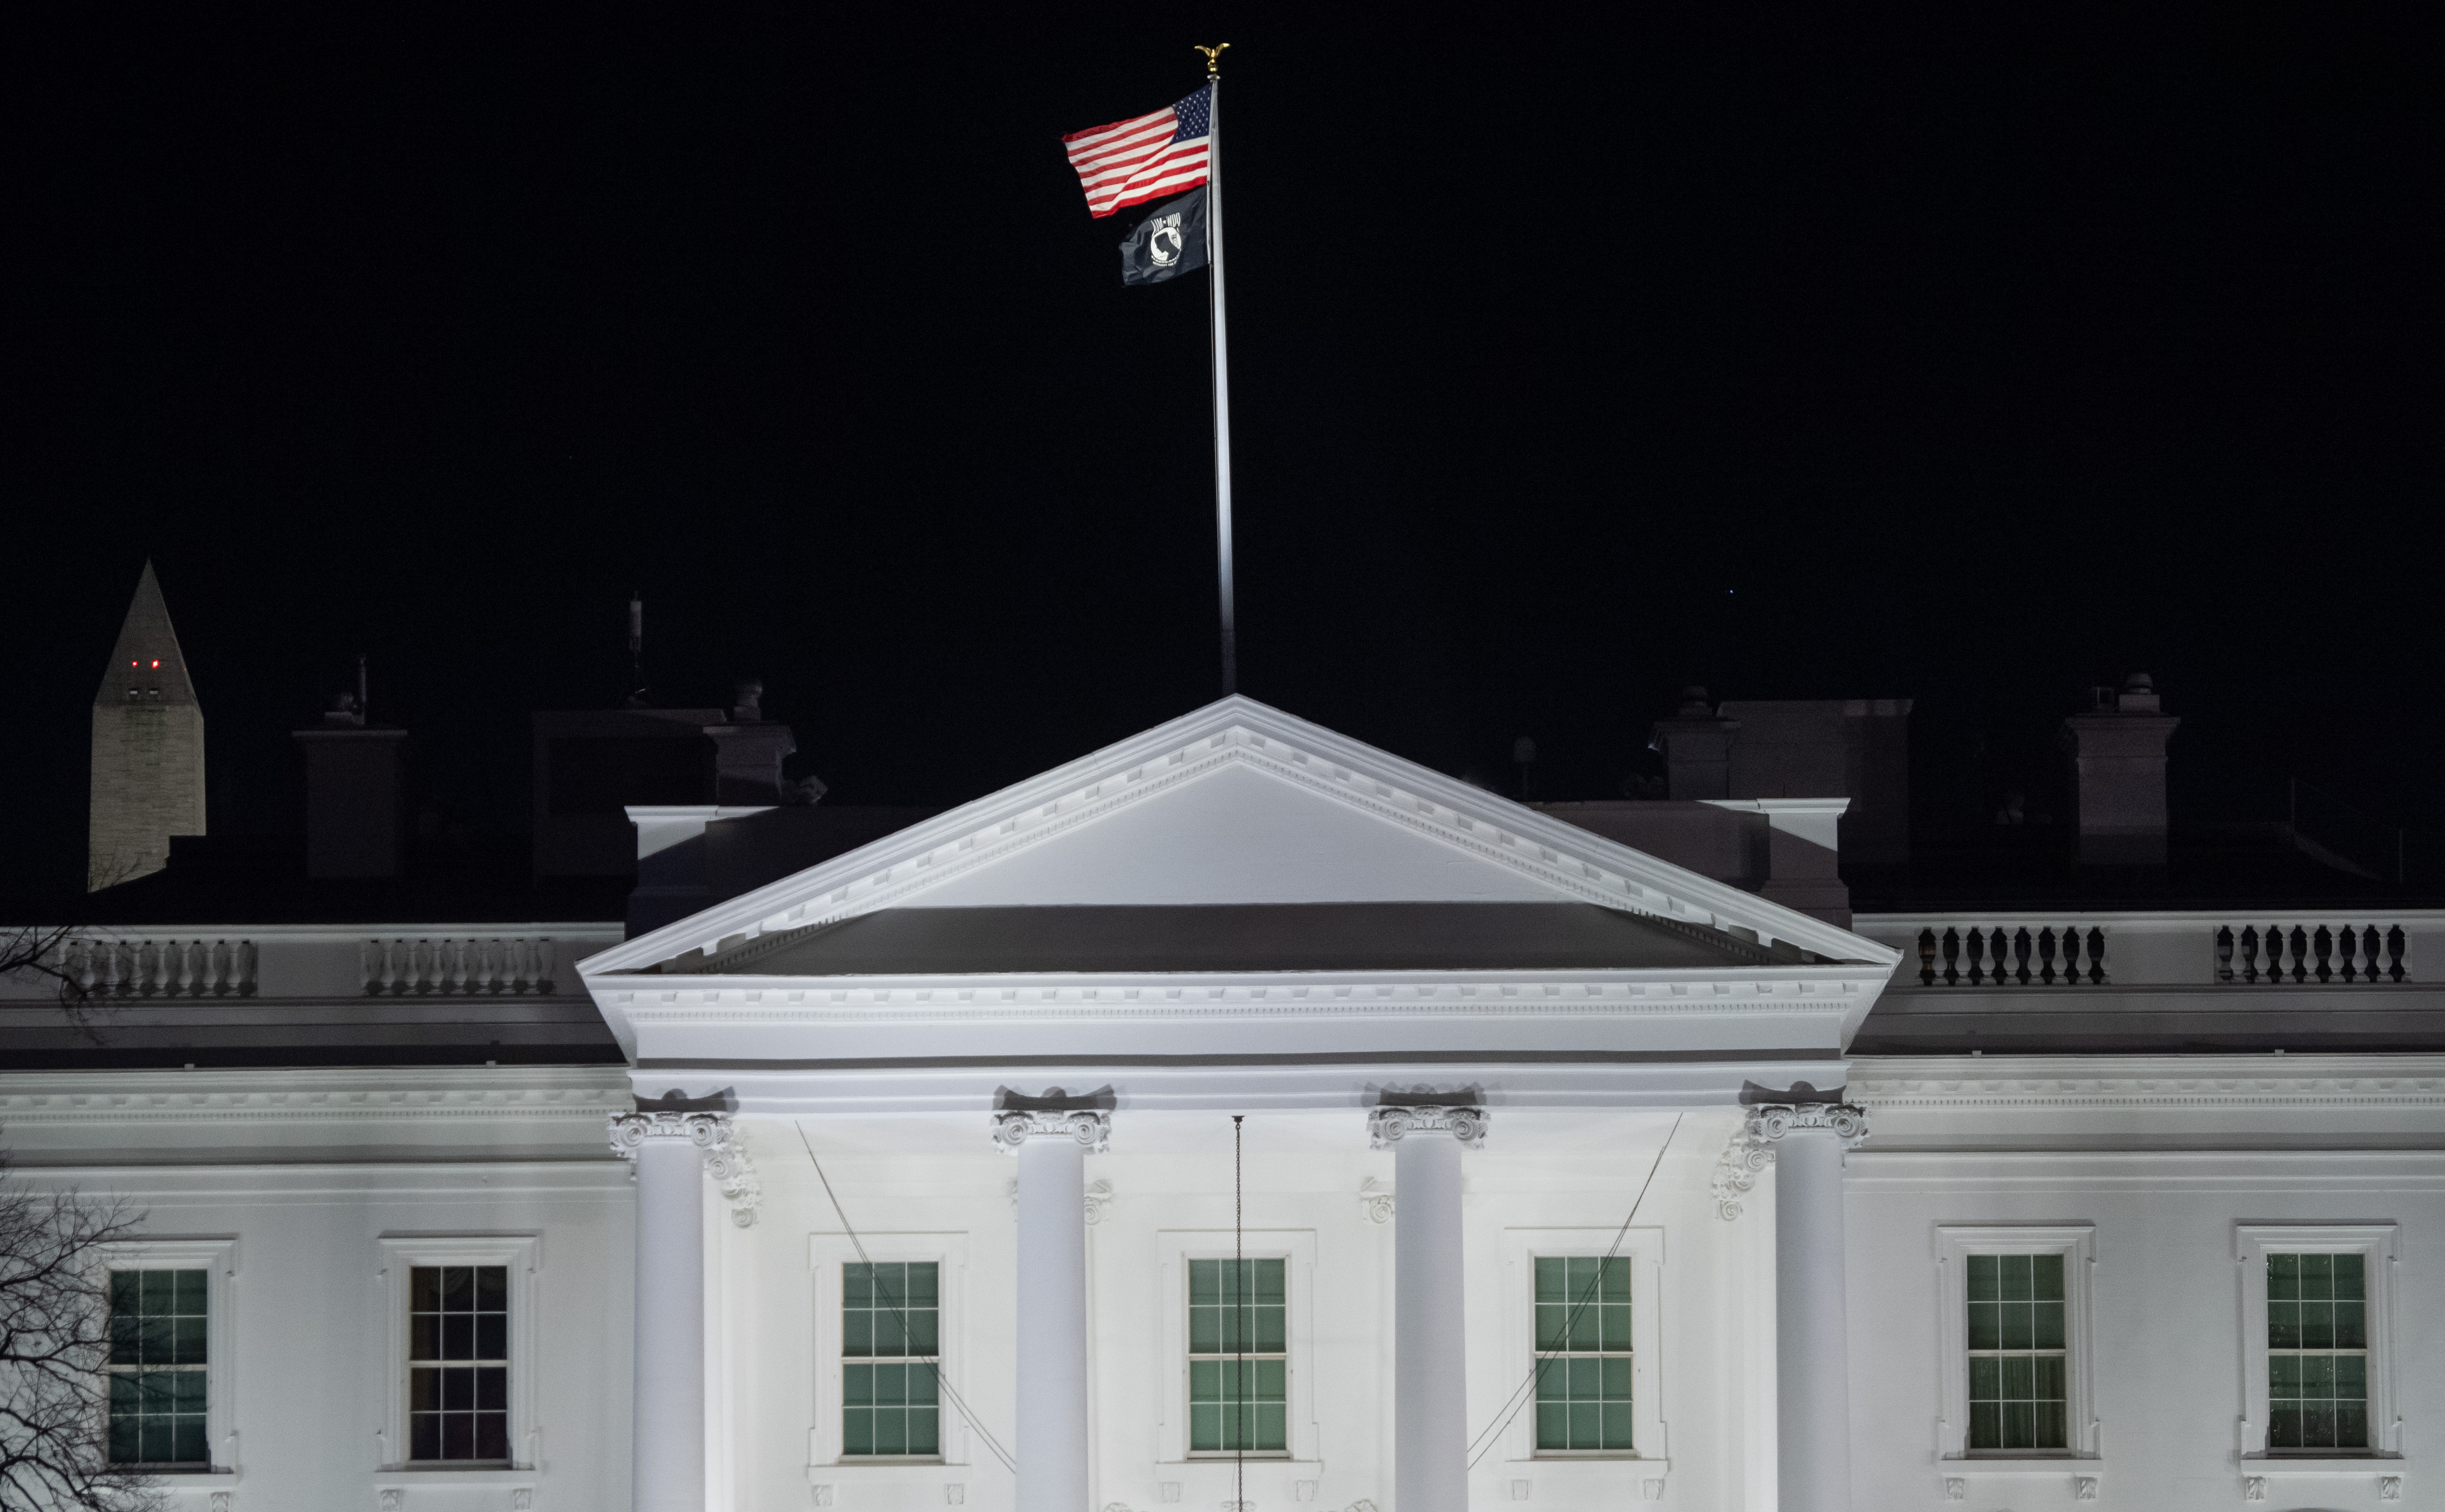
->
[150, 659, 160, 668]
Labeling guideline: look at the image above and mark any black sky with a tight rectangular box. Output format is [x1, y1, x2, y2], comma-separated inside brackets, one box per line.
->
[5, 8, 2437, 893]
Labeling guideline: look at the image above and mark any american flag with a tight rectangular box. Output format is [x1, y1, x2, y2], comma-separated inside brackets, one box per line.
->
[1061, 85, 1211, 219]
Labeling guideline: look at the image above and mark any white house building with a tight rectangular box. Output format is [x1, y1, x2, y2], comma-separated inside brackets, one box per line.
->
[5, 691, 2438, 1512]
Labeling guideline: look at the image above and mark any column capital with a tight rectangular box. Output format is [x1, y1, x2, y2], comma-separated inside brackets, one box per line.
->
[1743, 1101, 1870, 1148]
[609, 1106, 733, 1156]
[609, 1106, 762, 1227]
[1368, 1103, 1487, 1150]
[992, 1108, 1112, 1154]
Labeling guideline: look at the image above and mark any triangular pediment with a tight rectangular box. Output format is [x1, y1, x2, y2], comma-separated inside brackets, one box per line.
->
[582, 697, 1891, 977]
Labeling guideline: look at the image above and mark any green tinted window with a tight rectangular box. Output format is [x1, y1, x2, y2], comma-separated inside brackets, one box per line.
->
[1532, 1256, 1633, 1452]
[1966, 1254, 2067, 1452]
[1187, 1259, 1288, 1453]
[107, 1270, 208, 1466]
[2268, 1253, 2368, 1451]
[844, 1263, 941, 1456]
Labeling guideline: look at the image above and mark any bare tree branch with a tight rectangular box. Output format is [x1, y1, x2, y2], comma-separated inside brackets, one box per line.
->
[0, 1150, 165, 1512]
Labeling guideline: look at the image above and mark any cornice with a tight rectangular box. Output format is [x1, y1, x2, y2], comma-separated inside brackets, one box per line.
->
[604, 969, 1878, 1025]
[584, 699, 1892, 978]
[1856, 909, 2445, 929]
[1851, 1055, 2445, 1109]
[0, 1067, 630, 1123]
[26, 922, 623, 944]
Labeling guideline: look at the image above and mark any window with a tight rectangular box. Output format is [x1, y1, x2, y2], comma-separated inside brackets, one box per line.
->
[1533, 1256, 1633, 1453]
[1187, 1258, 1286, 1454]
[2267, 1253, 2367, 1450]
[2237, 1225, 2399, 1462]
[1494, 1230, 1665, 1467]
[810, 1234, 969, 1468]
[107, 1269, 209, 1466]
[408, 1266, 509, 1462]
[376, 1236, 537, 1473]
[1934, 1225, 2097, 1464]
[1965, 1254, 2066, 1452]
[843, 1262, 940, 1458]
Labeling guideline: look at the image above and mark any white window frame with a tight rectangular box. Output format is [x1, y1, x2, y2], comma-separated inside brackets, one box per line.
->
[1154, 1229, 1318, 1466]
[1934, 1225, 2099, 1465]
[810, 1232, 970, 1469]
[95, 1237, 238, 1485]
[2235, 1224, 2403, 1463]
[375, 1234, 540, 1473]
[1498, 1227, 1667, 1468]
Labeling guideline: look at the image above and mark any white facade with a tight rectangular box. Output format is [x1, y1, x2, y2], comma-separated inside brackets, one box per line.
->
[6, 697, 2438, 1510]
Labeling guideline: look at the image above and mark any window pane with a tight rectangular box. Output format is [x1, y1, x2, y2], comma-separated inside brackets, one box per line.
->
[2268, 1301, 2300, 1350]
[2333, 1254, 2365, 1301]
[1999, 1256, 2032, 1302]
[2338, 1403, 2368, 1450]
[873, 1410, 906, 1456]
[1534, 1257, 1565, 1304]
[2033, 1301, 2065, 1352]
[1967, 1301, 1999, 1351]
[1967, 1254, 1998, 1302]
[1534, 1303, 1566, 1351]
[2301, 1302, 2334, 1351]
[2031, 1255, 2064, 1302]
[909, 1407, 941, 1456]
[1969, 1402, 2001, 1449]
[475, 1414, 509, 1462]
[2268, 1251, 2298, 1299]
[1535, 1402, 1568, 1450]
[2336, 1301, 2366, 1351]
[2300, 1253, 2332, 1300]
[1999, 1302, 2032, 1351]
[1968, 1356, 2000, 1401]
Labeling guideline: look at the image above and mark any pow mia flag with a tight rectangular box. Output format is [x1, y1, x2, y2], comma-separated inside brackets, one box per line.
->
[1117, 187, 1208, 286]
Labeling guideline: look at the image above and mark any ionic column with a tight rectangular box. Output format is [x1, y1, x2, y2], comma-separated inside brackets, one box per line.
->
[1747, 1091, 1870, 1512]
[611, 1099, 745, 1512]
[992, 1096, 1112, 1512]
[1369, 1099, 1488, 1512]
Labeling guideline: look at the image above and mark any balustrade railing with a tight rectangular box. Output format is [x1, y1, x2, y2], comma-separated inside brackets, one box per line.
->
[360, 937, 557, 996]
[65, 937, 259, 998]
[1915, 924, 2109, 986]
[2214, 923, 2408, 984]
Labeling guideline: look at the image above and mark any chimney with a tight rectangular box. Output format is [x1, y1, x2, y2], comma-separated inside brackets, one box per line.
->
[1649, 687, 1741, 800]
[293, 661, 407, 878]
[2059, 672, 2180, 867]
[709, 678, 797, 805]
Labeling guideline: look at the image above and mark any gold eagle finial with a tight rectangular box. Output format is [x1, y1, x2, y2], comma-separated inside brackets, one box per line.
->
[1194, 43, 1229, 76]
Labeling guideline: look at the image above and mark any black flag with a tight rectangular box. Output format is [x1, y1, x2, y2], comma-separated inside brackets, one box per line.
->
[1118, 188, 1208, 286]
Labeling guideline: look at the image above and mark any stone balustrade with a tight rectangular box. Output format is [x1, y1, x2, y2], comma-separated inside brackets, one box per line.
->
[1912, 924, 2109, 987]
[2215, 922, 2407, 984]
[360, 937, 557, 996]
[66, 937, 259, 997]
[1859, 911, 2431, 990]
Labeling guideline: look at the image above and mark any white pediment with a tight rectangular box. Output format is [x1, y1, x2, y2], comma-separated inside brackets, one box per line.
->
[582, 697, 1893, 975]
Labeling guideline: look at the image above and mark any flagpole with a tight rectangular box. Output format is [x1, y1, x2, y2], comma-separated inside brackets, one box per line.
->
[1199, 44, 1236, 696]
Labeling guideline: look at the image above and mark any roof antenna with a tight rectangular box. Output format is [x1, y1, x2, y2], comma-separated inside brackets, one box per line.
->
[356, 653, 369, 723]
[625, 591, 649, 707]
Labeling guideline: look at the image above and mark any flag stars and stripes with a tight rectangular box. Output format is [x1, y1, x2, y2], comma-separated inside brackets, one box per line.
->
[1062, 85, 1213, 219]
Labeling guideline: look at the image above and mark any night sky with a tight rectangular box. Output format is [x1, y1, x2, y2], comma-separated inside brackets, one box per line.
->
[7, 10, 2435, 894]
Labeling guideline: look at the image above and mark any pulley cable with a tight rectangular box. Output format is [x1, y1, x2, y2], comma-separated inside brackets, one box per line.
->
[1461, 1115, 1683, 1470]
[794, 1120, 1020, 1475]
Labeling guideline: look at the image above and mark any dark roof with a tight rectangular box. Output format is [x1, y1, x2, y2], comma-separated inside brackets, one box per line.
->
[1, 836, 628, 929]
[657, 902, 1806, 977]
[1844, 828, 2442, 914]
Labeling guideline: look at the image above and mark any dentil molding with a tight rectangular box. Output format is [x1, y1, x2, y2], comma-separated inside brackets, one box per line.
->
[607, 1108, 762, 1226]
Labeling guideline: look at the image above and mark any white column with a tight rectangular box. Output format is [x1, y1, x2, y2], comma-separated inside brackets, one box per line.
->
[1749, 1098, 1869, 1512]
[1370, 1102, 1487, 1512]
[994, 1104, 1110, 1512]
[612, 1106, 740, 1512]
